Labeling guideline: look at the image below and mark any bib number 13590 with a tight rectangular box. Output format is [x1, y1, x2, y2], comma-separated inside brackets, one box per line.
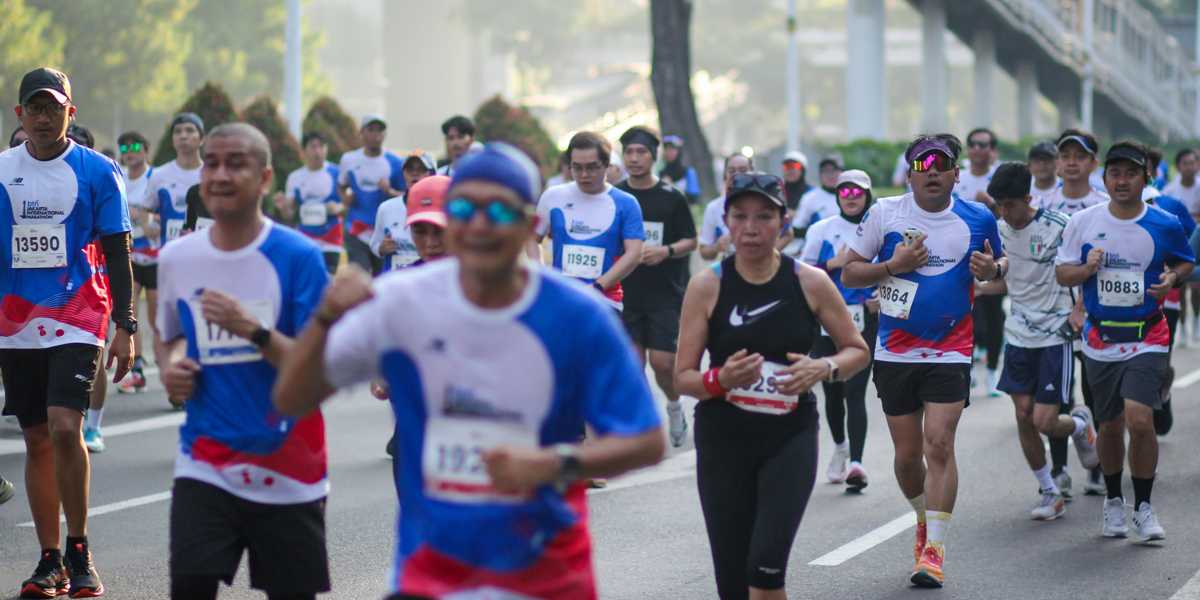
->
[12, 224, 67, 269]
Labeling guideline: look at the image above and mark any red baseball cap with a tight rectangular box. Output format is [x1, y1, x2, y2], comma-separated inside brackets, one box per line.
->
[406, 175, 451, 227]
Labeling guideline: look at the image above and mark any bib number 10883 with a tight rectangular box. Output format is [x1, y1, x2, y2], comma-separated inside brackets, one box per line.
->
[1097, 270, 1143, 307]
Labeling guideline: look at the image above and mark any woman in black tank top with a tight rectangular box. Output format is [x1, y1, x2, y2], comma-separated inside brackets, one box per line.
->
[674, 173, 870, 600]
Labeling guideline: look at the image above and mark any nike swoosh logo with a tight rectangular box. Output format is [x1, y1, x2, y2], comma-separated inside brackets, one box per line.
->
[729, 300, 783, 327]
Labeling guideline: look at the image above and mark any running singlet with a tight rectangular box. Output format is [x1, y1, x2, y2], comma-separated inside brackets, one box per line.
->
[849, 193, 1003, 363]
[1056, 202, 1194, 361]
[323, 259, 660, 599]
[145, 159, 201, 247]
[370, 195, 419, 271]
[285, 163, 344, 253]
[792, 187, 839, 231]
[999, 209, 1073, 348]
[0, 141, 131, 349]
[157, 221, 330, 504]
[802, 215, 874, 330]
[338, 148, 405, 243]
[1035, 187, 1108, 216]
[535, 181, 645, 308]
[125, 166, 157, 265]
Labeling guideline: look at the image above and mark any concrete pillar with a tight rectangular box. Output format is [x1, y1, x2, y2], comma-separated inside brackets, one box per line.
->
[972, 29, 996, 129]
[1016, 60, 1037, 139]
[846, 0, 886, 139]
[920, 0, 948, 132]
[1055, 88, 1079, 132]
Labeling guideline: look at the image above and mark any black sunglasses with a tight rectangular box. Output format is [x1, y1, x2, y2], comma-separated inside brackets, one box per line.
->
[729, 173, 781, 194]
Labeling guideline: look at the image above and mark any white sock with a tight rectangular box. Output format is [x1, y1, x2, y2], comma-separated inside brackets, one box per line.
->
[909, 494, 927, 524]
[1071, 415, 1086, 436]
[1033, 464, 1057, 493]
[86, 408, 103, 431]
[925, 511, 951, 545]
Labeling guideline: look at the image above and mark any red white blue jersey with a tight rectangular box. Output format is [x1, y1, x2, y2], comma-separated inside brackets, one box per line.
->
[0, 141, 131, 349]
[848, 193, 1002, 363]
[285, 163, 343, 252]
[124, 166, 158, 265]
[1056, 202, 1194, 361]
[145, 160, 201, 246]
[323, 259, 660, 599]
[157, 221, 330, 504]
[337, 148, 405, 243]
[802, 215, 874, 306]
[535, 182, 645, 309]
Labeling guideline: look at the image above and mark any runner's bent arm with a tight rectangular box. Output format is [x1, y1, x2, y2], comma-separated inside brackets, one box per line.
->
[799, 263, 870, 381]
[841, 250, 893, 288]
[596, 238, 643, 290]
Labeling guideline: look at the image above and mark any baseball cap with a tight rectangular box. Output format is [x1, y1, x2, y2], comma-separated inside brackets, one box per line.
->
[171, 112, 205, 136]
[782, 151, 808, 168]
[449, 142, 542, 204]
[360, 114, 386, 129]
[19, 67, 71, 105]
[406, 175, 451, 228]
[1104, 144, 1148, 169]
[403, 151, 436, 173]
[726, 172, 786, 211]
[836, 169, 872, 191]
[663, 135, 684, 147]
[1028, 141, 1058, 160]
[905, 137, 955, 163]
[819, 154, 844, 170]
[1056, 134, 1097, 156]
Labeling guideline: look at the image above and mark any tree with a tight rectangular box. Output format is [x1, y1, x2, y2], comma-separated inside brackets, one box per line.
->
[0, 0, 64, 128]
[650, 0, 716, 198]
[302, 96, 359, 163]
[474, 95, 558, 177]
[242, 96, 303, 194]
[152, 82, 240, 166]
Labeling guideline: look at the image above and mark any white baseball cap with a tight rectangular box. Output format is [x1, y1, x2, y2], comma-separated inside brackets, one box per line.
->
[836, 169, 872, 191]
[782, 150, 808, 168]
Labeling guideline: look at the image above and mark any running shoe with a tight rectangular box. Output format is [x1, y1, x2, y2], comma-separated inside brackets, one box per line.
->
[845, 462, 868, 492]
[19, 551, 68, 599]
[83, 428, 105, 454]
[1083, 467, 1106, 496]
[986, 369, 1001, 397]
[1131, 501, 1165, 543]
[826, 444, 849, 483]
[666, 401, 688, 448]
[1102, 497, 1129, 538]
[1054, 471, 1073, 501]
[910, 541, 945, 588]
[116, 368, 145, 394]
[1070, 406, 1100, 469]
[64, 542, 103, 598]
[587, 478, 607, 489]
[913, 521, 927, 567]
[1031, 489, 1066, 521]
[0, 475, 14, 505]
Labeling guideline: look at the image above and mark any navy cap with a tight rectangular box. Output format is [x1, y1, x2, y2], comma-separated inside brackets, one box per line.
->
[19, 67, 71, 105]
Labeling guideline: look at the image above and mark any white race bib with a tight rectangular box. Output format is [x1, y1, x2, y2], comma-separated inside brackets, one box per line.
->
[726, 361, 801, 415]
[388, 251, 419, 271]
[11, 224, 67, 269]
[1097, 270, 1143, 307]
[188, 298, 274, 365]
[643, 222, 664, 247]
[299, 202, 327, 227]
[878, 276, 919, 320]
[165, 218, 185, 242]
[422, 418, 538, 504]
[194, 217, 215, 231]
[562, 244, 604, 279]
[822, 303, 865, 336]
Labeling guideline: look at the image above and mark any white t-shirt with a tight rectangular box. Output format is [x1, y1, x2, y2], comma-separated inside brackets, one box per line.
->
[793, 187, 839, 231]
[1163, 177, 1200, 215]
[699, 195, 734, 258]
[369, 195, 419, 272]
[1000, 209, 1074, 348]
[1034, 187, 1109, 216]
[953, 164, 997, 204]
[1029, 179, 1060, 208]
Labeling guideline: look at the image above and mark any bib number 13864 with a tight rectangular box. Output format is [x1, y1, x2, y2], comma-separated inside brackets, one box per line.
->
[878, 276, 918, 320]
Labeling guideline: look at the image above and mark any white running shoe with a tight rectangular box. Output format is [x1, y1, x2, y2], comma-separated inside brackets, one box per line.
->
[1102, 497, 1129, 538]
[845, 462, 868, 492]
[986, 369, 1002, 397]
[1054, 472, 1073, 501]
[83, 427, 105, 454]
[1031, 489, 1066, 521]
[826, 444, 849, 483]
[1131, 501, 1165, 543]
[1070, 406, 1100, 470]
[666, 402, 688, 448]
[1084, 468, 1106, 496]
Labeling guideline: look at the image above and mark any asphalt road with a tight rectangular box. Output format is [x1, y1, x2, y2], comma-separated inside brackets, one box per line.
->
[5, 345, 1200, 599]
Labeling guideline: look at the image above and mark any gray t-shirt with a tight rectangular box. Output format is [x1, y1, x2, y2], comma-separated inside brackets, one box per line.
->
[1001, 208, 1074, 348]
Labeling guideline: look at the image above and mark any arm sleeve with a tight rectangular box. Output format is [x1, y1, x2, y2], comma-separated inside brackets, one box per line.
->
[847, 207, 883, 259]
[323, 291, 385, 388]
[578, 307, 662, 436]
[100, 233, 135, 325]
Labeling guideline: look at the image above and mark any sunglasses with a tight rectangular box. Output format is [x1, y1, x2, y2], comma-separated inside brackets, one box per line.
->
[910, 152, 955, 173]
[729, 173, 782, 194]
[119, 142, 144, 154]
[782, 162, 805, 172]
[445, 197, 528, 226]
[837, 186, 866, 199]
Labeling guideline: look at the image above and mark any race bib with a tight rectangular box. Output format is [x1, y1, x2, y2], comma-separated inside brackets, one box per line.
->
[388, 251, 419, 271]
[187, 298, 274, 365]
[562, 244, 604, 279]
[1098, 270, 1143, 307]
[11, 224, 67, 269]
[822, 303, 865, 336]
[726, 361, 801, 415]
[422, 418, 538, 504]
[643, 222, 664, 247]
[165, 218, 185, 242]
[299, 202, 327, 227]
[194, 217, 215, 231]
[878, 276, 919, 319]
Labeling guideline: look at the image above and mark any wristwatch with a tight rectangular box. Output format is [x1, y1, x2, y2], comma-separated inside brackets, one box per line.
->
[552, 443, 582, 493]
[116, 318, 138, 335]
[250, 326, 272, 349]
[667, 245, 675, 258]
[823, 358, 840, 382]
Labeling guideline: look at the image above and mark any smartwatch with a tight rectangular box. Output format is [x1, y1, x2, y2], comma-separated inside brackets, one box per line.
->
[552, 443, 582, 493]
[250, 327, 272, 349]
[116, 318, 138, 335]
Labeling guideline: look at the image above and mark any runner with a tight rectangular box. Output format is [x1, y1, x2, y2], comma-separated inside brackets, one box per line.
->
[2, 67, 136, 598]
[792, 155, 843, 241]
[658, 135, 701, 204]
[676, 171, 869, 598]
[337, 114, 404, 274]
[115, 132, 155, 397]
[1055, 140, 1194, 543]
[283, 131, 344, 274]
[1163, 147, 1199, 218]
[143, 113, 204, 249]
[842, 133, 1003, 588]
[699, 153, 752, 261]
[615, 126, 697, 447]
[801, 169, 879, 490]
[370, 151, 435, 272]
[979, 162, 1099, 521]
[957, 128, 1005, 395]
[156, 123, 332, 599]
[532, 131, 644, 311]
[435, 115, 475, 177]
[1027, 141, 1060, 208]
[954, 128, 999, 210]
[272, 142, 665, 599]
[9, 126, 28, 148]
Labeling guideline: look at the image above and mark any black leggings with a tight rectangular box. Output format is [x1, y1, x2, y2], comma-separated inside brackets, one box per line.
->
[170, 575, 314, 600]
[973, 294, 1005, 370]
[812, 310, 877, 462]
[696, 402, 818, 599]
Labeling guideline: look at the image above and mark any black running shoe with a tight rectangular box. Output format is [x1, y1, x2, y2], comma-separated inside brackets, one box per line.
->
[64, 542, 103, 598]
[19, 550, 68, 599]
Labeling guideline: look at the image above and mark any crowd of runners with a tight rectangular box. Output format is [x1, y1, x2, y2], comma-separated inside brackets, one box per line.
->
[1, 64, 1199, 599]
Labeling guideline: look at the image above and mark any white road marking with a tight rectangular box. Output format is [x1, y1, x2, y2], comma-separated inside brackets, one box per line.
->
[1169, 566, 1200, 599]
[808, 512, 916, 566]
[1173, 366, 1200, 390]
[17, 491, 172, 527]
[590, 449, 696, 495]
[0, 412, 184, 457]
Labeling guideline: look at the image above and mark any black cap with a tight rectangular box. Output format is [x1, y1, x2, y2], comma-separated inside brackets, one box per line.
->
[725, 172, 786, 211]
[1028, 141, 1058, 160]
[19, 67, 71, 105]
[1104, 144, 1148, 168]
[819, 154, 844, 170]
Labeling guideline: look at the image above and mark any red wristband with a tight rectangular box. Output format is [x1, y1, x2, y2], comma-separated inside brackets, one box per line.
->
[702, 367, 727, 397]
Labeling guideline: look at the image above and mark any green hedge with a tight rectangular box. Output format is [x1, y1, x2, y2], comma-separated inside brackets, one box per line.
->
[152, 82, 239, 166]
[302, 96, 360, 164]
[473, 95, 558, 178]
